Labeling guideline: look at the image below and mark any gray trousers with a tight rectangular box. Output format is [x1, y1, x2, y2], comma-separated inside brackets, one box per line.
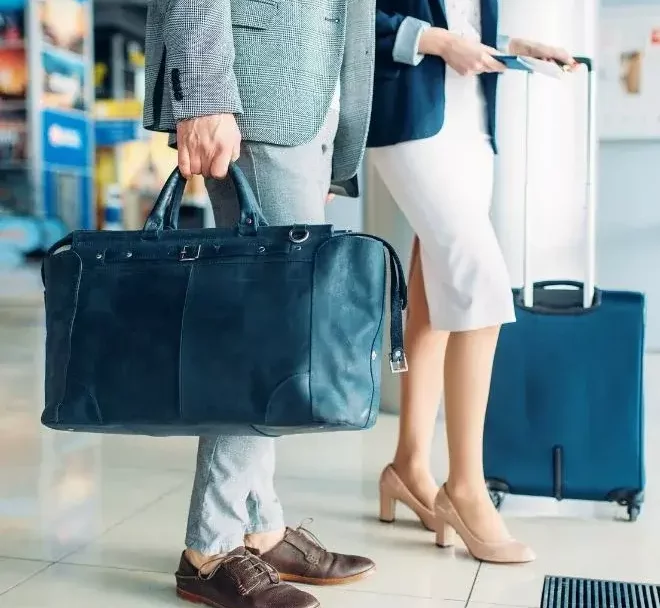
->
[185, 111, 340, 554]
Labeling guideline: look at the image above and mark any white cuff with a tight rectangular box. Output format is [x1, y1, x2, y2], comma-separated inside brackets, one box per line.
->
[497, 34, 512, 53]
[393, 17, 431, 67]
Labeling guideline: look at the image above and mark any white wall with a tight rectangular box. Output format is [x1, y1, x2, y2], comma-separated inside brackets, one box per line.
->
[597, 0, 660, 350]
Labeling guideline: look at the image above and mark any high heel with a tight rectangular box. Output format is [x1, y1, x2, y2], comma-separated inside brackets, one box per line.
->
[379, 490, 397, 523]
[435, 520, 457, 548]
[434, 485, 535, 564]
[379, 464, 436, 531]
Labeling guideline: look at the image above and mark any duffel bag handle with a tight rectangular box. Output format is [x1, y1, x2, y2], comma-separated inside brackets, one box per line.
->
[143, 164, 268, 235]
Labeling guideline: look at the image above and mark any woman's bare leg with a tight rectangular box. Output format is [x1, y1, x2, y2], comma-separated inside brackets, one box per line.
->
[392, 239, 510, 540]
[391, 238, 448, 509]
[443, 326, 508, 541]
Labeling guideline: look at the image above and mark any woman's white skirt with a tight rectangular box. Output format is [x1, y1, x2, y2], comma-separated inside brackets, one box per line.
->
[369, 115, 515, 332]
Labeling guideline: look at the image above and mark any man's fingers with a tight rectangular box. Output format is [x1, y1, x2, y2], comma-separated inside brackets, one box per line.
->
[200, 150, 213, 178]
[178, 146, 192, 180]
[189, 153, 202, 178]
[209, 150, 233, 180]
[175, 114, 241, 180]
[231, 144, 240, 163]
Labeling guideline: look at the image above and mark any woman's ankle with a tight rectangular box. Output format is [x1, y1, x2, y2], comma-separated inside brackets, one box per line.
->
[443, 478, 510, 542]
[392, 450, 431, 477]
[444, 477, 489, 502]
[390, 455, 439, 509]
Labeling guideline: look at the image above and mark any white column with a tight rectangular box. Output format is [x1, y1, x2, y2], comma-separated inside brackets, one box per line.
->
[492, 0, 598, 287]
[363, 0, 598, 414]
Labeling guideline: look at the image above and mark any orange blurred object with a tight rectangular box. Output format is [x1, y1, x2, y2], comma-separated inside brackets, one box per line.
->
[0, 48, 27, 99]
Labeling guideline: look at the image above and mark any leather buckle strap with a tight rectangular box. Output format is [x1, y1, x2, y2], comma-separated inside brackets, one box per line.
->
[350, 233, 408, 374]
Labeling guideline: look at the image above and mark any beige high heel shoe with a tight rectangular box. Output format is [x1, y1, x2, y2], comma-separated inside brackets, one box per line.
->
[434, 485, 535, 564]
[379, 464, 436, 531]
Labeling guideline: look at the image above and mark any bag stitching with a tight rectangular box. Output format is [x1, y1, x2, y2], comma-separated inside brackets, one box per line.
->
[55, 250, 84, 424]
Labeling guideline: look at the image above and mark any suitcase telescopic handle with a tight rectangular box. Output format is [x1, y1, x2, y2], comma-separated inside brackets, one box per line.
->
[573, 56, 593, 71]
[143, 164, 268, 236]
[521, 56, 597, 310]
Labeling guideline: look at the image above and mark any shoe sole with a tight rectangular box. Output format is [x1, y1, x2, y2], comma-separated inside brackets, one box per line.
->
[279, 565, 376, 586]
[380, 517, 435, 532]
[177, 587, 321, 608]
[177, 588, 228, 608]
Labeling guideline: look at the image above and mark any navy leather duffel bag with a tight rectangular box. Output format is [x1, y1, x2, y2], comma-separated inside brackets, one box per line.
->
[42, 165, 407, 436]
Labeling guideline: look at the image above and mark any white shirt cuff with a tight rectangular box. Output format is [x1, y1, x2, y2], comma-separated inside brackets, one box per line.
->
[393, 17, 431, 67]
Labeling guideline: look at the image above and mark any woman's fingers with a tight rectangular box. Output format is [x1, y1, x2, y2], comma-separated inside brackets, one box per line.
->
[481, 53, 506, 73]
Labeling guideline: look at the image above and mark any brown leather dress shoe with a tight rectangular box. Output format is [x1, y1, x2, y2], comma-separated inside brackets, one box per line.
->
[253, 525, 376, 586]
[175, 548, 320, 608]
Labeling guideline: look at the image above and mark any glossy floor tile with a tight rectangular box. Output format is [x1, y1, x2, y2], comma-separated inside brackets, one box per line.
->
[0, 558, 50, 596]
[1, 302, 658, 607]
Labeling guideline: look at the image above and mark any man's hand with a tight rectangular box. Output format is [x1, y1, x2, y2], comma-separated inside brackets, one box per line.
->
[509, 38, 577, 70]
[419, 28, 505, 76]
[176, 114, 242, 180]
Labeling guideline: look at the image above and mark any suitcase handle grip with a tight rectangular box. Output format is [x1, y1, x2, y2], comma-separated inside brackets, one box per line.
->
[573, 56, 592, 71]
[143, 164, 268, 236]
[534, 280, 584, 289]
[515, 280, 602, 314]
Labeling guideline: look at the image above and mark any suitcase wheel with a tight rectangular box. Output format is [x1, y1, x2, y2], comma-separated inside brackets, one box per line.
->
[625, 492, 643, 522]
[489, 490, 505, 510]
[627, 504, 640, 522]
[607, 489, 644, 522]
[486, 479, 510, 511]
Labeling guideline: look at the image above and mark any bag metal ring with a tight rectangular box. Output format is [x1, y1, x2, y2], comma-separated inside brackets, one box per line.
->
[289, 228, 310, 244]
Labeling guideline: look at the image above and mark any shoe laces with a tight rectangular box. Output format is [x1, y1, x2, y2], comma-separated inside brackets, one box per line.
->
[295, 518, 326, 551]
[201, 551, 280, 587]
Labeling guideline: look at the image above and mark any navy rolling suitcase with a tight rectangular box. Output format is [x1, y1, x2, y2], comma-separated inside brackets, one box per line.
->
[484, 60, 646, 521]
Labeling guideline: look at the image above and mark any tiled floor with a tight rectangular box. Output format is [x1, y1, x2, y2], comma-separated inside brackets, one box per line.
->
[1, 302, 658, 608]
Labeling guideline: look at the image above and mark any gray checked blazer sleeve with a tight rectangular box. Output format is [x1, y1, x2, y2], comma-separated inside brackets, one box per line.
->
[162, 0, 243, 121]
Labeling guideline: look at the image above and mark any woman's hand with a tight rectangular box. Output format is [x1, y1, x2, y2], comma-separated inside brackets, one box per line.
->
[508, 38, 577, 69]
[419, 28, 505, 75]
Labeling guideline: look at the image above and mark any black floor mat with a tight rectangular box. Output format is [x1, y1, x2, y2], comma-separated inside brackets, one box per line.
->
[542, 576, 660, 608]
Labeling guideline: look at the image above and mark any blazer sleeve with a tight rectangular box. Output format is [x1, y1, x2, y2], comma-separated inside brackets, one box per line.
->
[376, 9, 431, 67]
[162, 0, 243, 122]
